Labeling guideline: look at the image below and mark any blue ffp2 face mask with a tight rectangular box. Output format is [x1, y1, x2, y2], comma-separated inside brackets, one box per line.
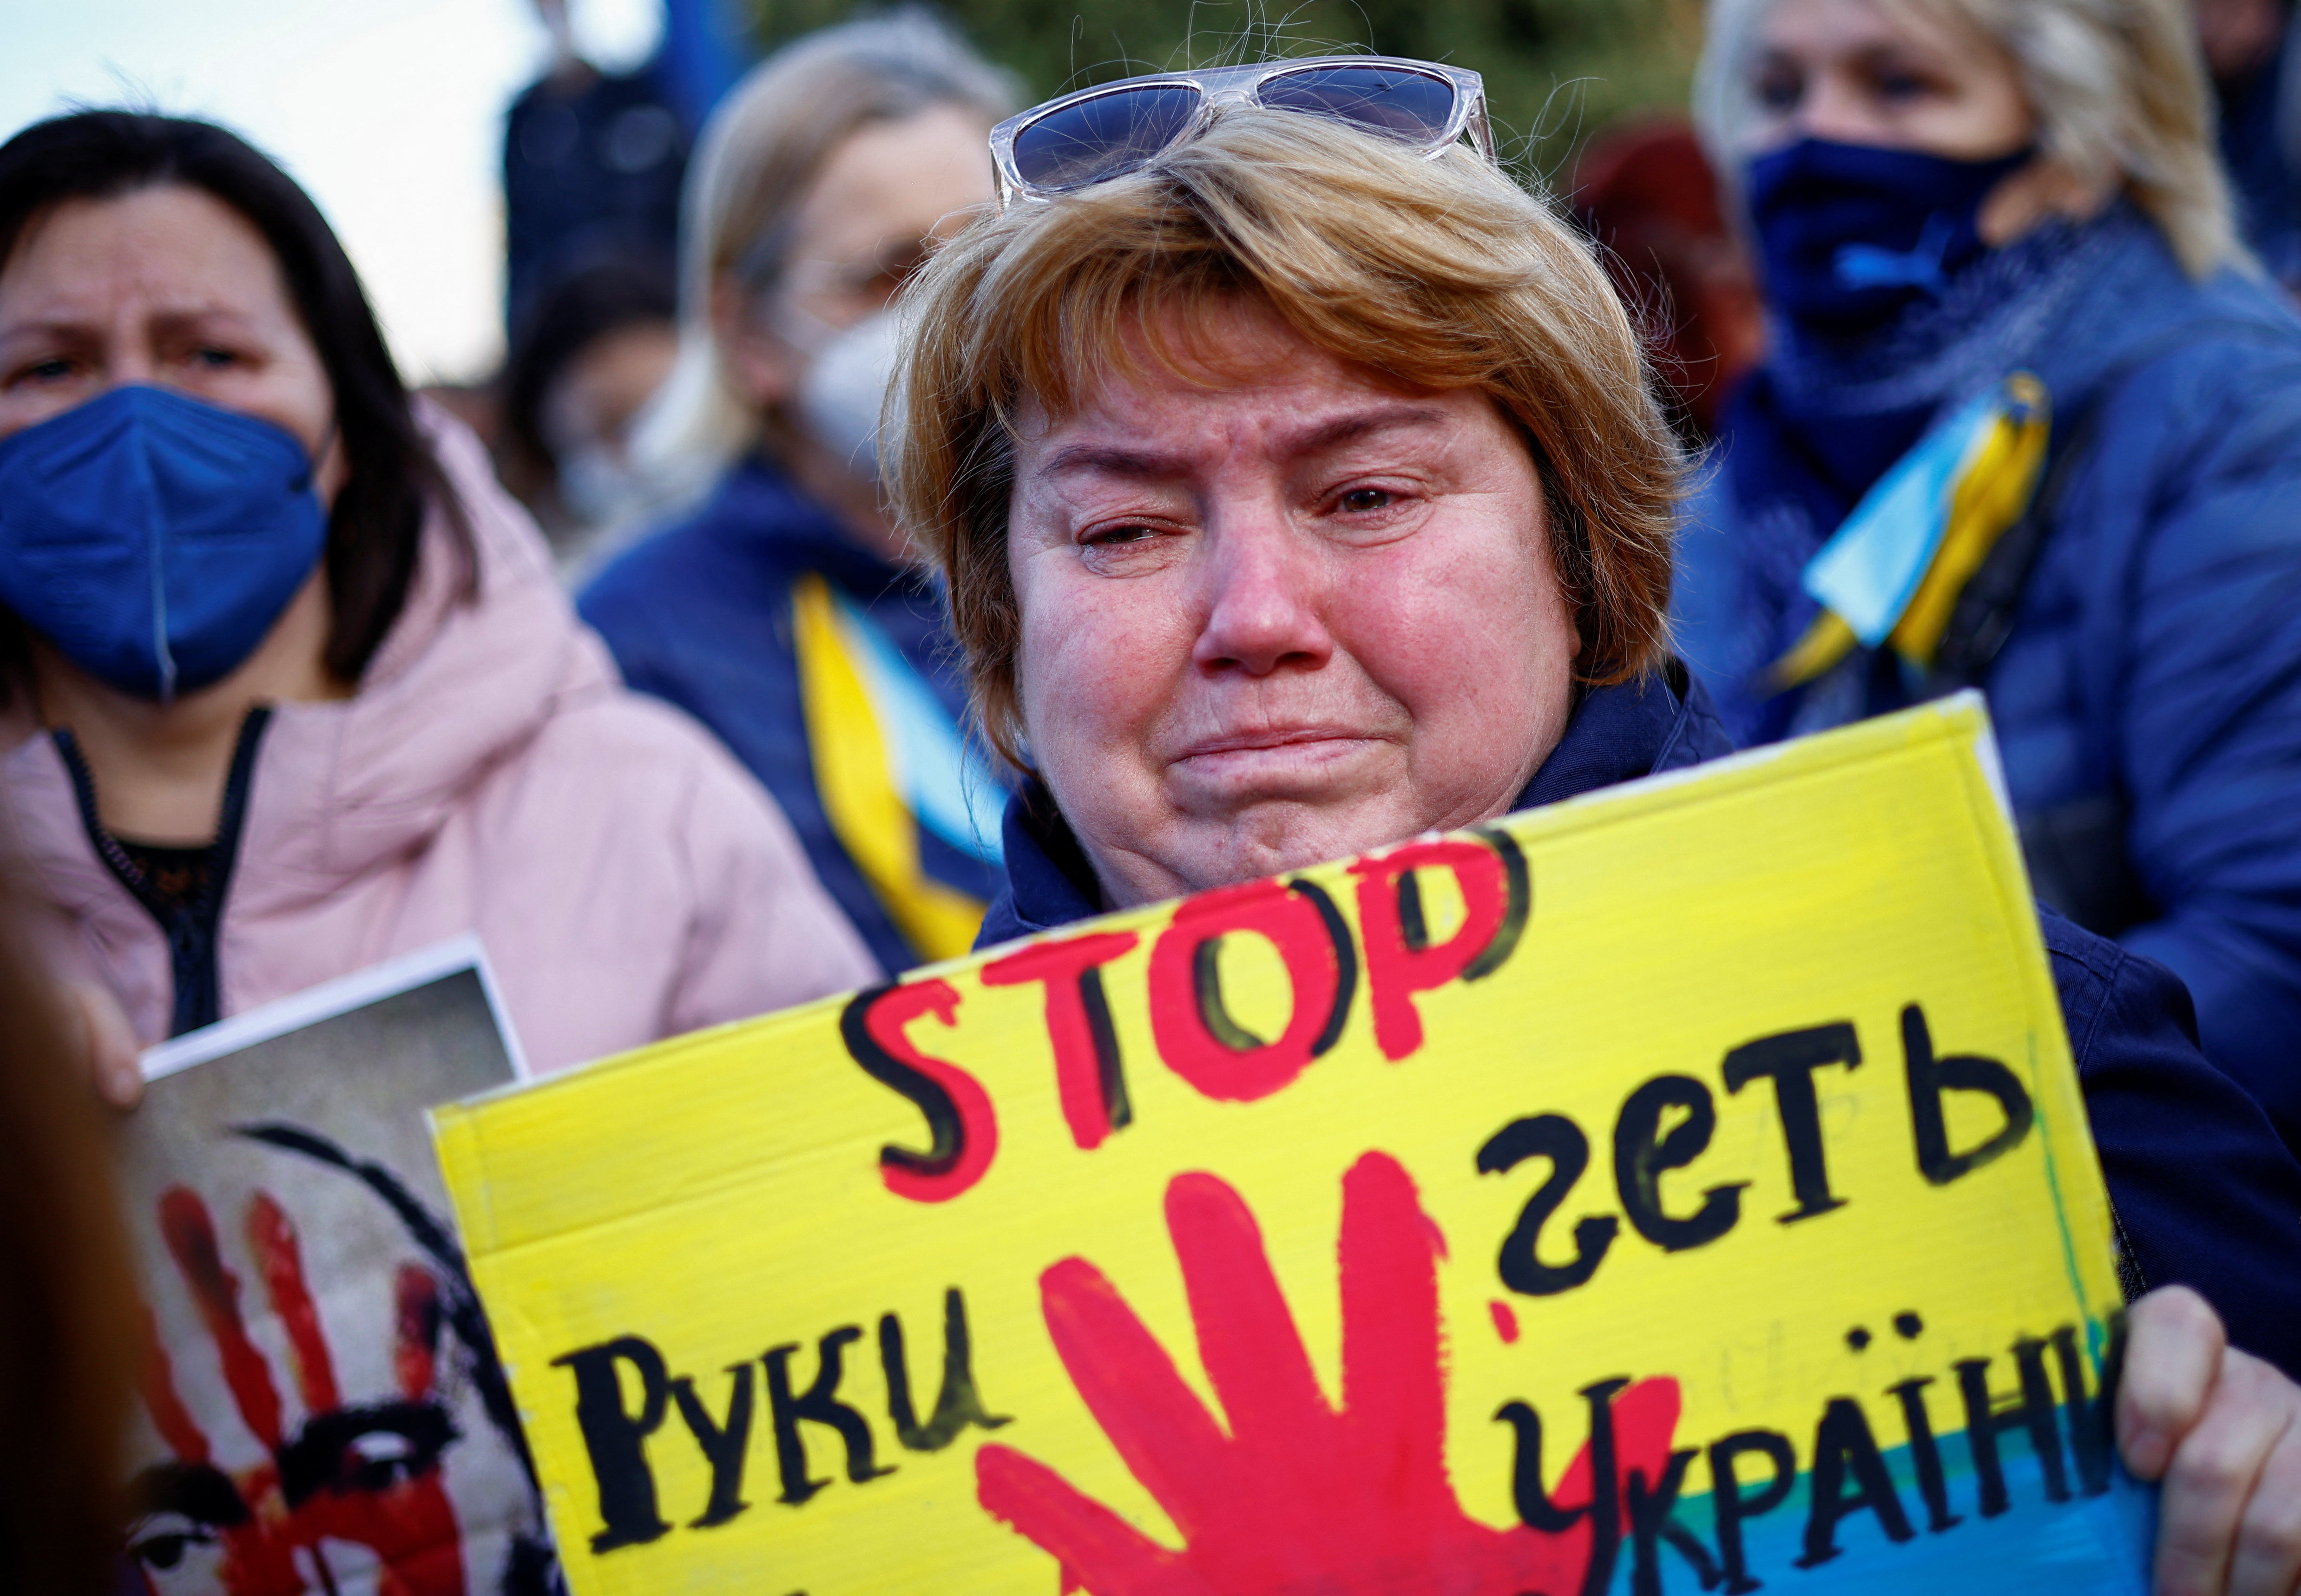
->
[0, 385, 330, 702]
[1746, 138, 2034, 335]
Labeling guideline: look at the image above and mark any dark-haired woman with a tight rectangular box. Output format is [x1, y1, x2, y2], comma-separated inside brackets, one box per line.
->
[0, 111, 876, 1094]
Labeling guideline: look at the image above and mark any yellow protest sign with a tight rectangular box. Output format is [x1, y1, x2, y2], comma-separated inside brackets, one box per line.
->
[433, 697, 2144, 1596]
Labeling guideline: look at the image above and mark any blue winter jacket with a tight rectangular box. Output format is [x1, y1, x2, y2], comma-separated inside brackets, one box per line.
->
[1676, 220, 2301, 1152]
[979, 668, 2301, 1377]
[579, 458, 1003, 973]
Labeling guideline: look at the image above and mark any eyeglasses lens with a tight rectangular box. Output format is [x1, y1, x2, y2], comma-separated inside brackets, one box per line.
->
[1010, 84, 1205, 192]
[1255, 65, 1458, 144]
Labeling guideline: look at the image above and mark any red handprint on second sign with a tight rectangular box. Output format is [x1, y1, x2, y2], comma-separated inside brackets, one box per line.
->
[133, 1184, 467, 1596]
[976, 1151, 1680, 1596]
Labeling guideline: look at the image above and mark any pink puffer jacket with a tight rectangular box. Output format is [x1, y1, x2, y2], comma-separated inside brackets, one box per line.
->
[0, 409, 878, 1073]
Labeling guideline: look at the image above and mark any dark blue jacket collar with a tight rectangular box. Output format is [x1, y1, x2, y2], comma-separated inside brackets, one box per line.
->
[976, 663, 1730, 947]
[707, 454, 921, 598]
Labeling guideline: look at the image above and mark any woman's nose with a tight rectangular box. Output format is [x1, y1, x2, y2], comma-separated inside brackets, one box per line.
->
[96, 310, 160, 389]
[1190, 514, 1335, 677]
[1790, 71, 1887, 146]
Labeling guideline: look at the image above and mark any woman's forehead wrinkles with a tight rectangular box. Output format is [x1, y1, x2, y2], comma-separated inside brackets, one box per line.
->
[1020, 315, 1459, 482]
[1028, 400, 1457, 487]
[2, 196, 287, 328]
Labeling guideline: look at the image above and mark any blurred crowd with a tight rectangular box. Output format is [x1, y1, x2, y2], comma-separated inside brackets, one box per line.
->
[5, 0, 2301, 1590]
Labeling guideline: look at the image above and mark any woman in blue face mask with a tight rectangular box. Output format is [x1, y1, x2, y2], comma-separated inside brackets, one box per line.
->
[1673, 0, 2301, 1161]
[0, 112, 877, 1106]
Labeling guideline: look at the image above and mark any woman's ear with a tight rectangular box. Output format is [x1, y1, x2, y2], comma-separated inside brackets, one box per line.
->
[712, 276, 795, 412]
[1977, 152, 2118, 248]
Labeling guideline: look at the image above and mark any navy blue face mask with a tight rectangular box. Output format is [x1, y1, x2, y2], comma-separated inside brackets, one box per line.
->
[0, 385, 330, 702]
[1745, 138, 2034, 335]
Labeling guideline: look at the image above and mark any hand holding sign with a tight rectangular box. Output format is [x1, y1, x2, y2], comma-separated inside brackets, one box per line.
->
[977, 1151, 1679, 1595]
[2117, 1286, 2301, 1596]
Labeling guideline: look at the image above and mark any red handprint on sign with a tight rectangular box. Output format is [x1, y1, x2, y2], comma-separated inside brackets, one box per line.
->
[132, 1183, 467, 1596]
[977, 1151, 1679, 1596]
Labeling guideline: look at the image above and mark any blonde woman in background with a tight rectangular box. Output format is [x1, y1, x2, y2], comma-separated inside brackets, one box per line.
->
[1673, 0, 2301, 1154]
[580, 11, 1017, 976]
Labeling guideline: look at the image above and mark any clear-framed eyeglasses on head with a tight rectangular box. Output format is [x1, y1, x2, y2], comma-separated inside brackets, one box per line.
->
[989, 56, 1494, 207]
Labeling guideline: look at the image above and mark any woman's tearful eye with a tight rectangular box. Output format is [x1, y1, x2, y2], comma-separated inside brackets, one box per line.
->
[1084, 523, 1158, 546]
[1077, 519, 1187, 576]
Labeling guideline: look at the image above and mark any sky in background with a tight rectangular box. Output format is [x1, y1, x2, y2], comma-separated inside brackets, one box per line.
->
[1, 0, 663, 384]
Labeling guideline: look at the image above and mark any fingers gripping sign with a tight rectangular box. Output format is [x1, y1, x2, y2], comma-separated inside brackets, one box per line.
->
[2117, 1285, 2301, 1596]
[976, 1152, 1681, 1595]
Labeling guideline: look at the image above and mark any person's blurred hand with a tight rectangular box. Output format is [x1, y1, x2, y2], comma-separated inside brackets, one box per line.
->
[62, 979, 141, 1109]
[2120, 1284, 2301, 1596]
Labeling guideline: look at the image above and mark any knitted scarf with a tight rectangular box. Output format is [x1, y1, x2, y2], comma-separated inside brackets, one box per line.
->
[1723, 206, 2143, 557]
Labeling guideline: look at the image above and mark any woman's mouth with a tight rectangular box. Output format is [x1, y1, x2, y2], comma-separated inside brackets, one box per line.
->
[1167, 728, 1386, 791]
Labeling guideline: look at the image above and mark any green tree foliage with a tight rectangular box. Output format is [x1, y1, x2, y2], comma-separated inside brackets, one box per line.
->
[732, 0, 1703, 177]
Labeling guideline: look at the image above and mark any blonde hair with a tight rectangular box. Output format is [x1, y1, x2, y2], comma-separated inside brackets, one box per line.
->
[888, 108, 1683, 770]
[1694, 0, 2242, 277]
[630, 9, 1015, 500]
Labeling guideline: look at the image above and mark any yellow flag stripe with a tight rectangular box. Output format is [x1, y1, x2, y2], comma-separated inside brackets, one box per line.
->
[1889, 373, 2050, 669]
[1764, 372, 2051, 692]
[1765, 610, 1861, 691]
[792, 573, 986, 960]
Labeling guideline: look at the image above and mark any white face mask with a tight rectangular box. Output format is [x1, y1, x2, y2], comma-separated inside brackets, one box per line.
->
[795, 309, 903, 484]
[557, 441, 648, 529]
